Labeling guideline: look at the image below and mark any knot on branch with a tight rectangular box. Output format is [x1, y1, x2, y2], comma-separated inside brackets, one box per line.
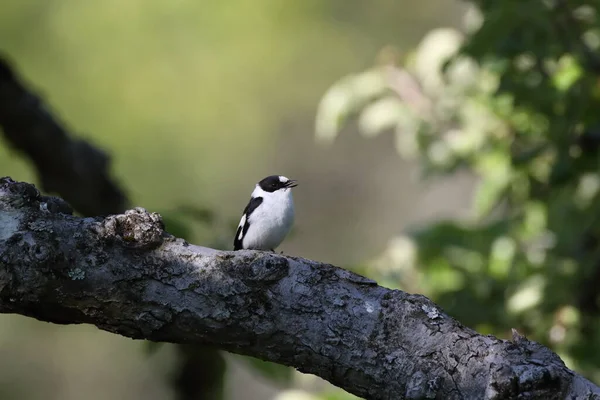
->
[0, 177, 73, 215]
[509, 330, 565, 367]
[0, 177, 41, 208]
[485, 339, 567, 399]
[100, 207, 165, 249]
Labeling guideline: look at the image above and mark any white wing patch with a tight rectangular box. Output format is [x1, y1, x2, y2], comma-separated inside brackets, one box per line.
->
[237, 214, 247, 240]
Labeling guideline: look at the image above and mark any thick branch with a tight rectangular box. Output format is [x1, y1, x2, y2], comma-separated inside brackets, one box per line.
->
[0, 56, 127, 216]
[0, 178, 598, 400]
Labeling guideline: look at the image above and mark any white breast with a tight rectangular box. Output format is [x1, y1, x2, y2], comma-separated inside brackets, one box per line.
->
[243, 187, 295, 250]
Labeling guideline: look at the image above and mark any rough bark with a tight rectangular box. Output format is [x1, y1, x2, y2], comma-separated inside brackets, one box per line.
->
[0, 177, 598, 400]
[0, 56, 127, 216]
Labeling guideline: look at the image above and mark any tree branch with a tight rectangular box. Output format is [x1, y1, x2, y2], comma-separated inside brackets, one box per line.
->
[0, 56, 127, 216]
[0, 177, 598, 400]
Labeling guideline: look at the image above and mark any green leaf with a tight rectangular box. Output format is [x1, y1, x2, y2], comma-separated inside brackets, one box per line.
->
[358, 96, 404, 138]
[473, 178, 508, 218]
[521, 201, 548, 239]
[489, 236, 516, 279]
[473, 150, 512, 217]
[507, 274, 545, 314]
[552, 55, 583, 92]
[315, 69, 388, 144]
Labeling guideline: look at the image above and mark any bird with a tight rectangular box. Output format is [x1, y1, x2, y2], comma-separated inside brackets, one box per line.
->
[233, 175, 297, 251]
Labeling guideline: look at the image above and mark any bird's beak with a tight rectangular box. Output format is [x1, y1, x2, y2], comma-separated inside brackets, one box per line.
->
[285, 179, 298, 188]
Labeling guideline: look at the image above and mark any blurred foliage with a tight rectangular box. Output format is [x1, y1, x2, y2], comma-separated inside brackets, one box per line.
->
[317, 0, 600, 390]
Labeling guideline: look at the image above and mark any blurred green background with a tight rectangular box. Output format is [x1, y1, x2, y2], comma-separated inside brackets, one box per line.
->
[3, 0, 600, 399]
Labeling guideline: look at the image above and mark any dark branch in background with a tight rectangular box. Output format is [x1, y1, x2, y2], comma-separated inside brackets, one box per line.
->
[171, 345, 226, 400]
[0, 56, 221, 400]
[0, 56, 127, 216]
[1, 178, 598, 400]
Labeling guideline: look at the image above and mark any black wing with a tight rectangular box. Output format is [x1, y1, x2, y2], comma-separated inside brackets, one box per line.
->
[233, 196, 263, 250]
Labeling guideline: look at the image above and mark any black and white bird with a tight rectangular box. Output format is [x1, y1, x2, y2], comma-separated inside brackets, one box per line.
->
[233, 175, 297, 251]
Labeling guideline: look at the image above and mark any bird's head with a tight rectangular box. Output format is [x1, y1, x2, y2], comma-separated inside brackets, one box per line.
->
[256, 175, 297, 193]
